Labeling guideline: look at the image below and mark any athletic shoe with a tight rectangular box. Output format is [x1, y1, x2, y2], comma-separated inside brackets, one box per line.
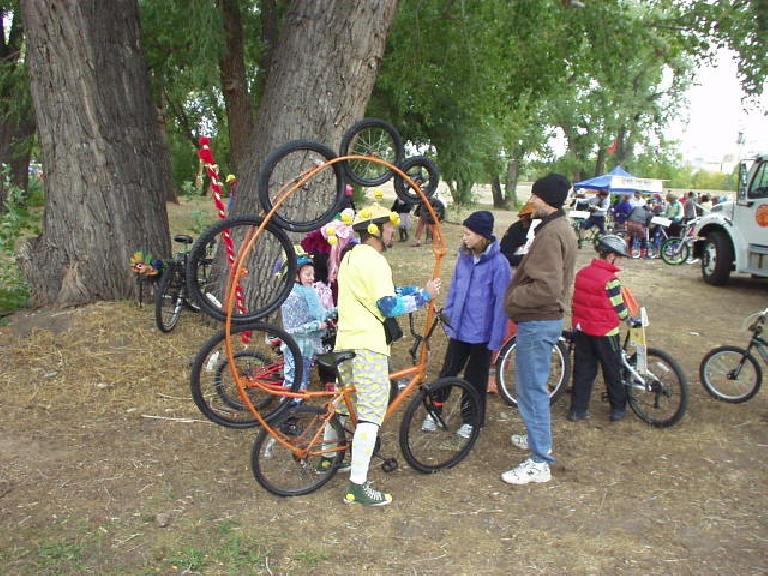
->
[510, 433, 529, 450]
[421, 414, 438, 432]
[501, 458, 551, 485]
[343, 481, 392, 506]
[456, 423, 473, 439]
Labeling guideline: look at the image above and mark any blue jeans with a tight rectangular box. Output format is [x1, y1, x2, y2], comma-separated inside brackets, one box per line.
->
[515, 319, 563, 464]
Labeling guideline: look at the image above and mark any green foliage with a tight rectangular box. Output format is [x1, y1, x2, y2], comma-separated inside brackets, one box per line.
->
[0, 164, 37, 253]
[167, 546, 205, 572]
[179, 180, 199, 198]
[26, 174, 45, 207]
[36, 541, 84, 571]
[0, 257, 28, 316]
[190, 209, 213, 235]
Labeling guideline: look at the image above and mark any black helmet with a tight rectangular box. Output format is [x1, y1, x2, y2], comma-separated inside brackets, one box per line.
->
[595, 234, 629, 258]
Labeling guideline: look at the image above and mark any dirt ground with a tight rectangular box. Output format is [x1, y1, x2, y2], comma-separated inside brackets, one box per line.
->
[1, 212, 767, 576]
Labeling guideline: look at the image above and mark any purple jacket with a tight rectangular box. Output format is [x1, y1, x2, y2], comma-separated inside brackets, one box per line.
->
[443, 240, 511, 351]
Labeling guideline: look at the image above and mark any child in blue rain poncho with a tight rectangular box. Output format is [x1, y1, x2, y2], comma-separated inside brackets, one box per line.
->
[281, 252, 336, 394]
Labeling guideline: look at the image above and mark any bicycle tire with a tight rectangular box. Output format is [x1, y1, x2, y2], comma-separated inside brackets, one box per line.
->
[494, 337, 570, 408]
[154, 261, 183, 333]
[186, 215, 296, 324]
[626, 348, 688, 428]
[699, 345, 762, 403]
[189, 323, 301, 429]
[258, 139, 345, 232]
[660, 238, 689, 265]
[339, 118, 404, 187]
[393, 156, 440, 204]
[399, 377, 481, 473]
[251, 405, 346, 496]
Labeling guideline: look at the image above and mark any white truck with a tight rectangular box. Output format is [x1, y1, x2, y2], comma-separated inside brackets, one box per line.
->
[692, 153, 768, 285]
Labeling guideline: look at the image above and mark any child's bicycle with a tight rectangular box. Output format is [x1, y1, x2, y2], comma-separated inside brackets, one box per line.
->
[495, 311, 688, 428]
[154, 234, 212, 332]
[699, 307, 768, 403]
[493, 331, 571, 408]
[659, 219, 697, 266]
[189, 322, 337, 429]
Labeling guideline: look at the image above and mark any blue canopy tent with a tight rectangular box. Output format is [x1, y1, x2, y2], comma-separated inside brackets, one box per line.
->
[574, 166, 663, 195]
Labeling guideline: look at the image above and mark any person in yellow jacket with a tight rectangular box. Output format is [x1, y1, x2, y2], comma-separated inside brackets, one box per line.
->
[334, 203, 440, 506]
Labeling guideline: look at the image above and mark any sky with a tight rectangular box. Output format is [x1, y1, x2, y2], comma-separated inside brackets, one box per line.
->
[666, 49, 767, 172]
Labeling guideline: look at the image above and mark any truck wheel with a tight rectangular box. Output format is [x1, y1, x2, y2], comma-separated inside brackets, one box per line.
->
[702, 230, 733, 285]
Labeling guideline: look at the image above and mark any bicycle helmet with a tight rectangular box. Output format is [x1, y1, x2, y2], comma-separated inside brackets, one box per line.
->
[294, 245, 313, 268]
[595, 234, 629, 258]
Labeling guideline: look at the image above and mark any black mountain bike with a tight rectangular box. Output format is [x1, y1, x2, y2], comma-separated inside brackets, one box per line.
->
[699, 307, 767, 403]
[154, 234, 211, 332]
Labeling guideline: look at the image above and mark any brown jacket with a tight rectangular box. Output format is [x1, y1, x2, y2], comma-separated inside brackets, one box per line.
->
[505, 211, 577, 321]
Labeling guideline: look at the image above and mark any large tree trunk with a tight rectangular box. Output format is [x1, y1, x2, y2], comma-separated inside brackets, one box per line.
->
[594, 147, 606, 176]
[218, 0, 255, 176]
[19, 0, 170, 307]
[505, 158, 519, 207]
[234, 0, 398, 216]
[491, 174, 505, 208]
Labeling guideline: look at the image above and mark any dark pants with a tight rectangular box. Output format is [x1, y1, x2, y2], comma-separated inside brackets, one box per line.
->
[571, 331, 626, 412]
[439, 339, 491, 426]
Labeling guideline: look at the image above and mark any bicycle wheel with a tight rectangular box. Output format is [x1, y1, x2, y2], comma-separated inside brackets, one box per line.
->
[495, 337, 570, 408]
[339, 118, 403, 187]
[699, 345, 762, 403]
[154, 261, 183, 332]
[258, 139, 345, 232]
[660, 238, 689, 265]
[189, 323, 301, 428]
[251, 405, 346, 496]
[393, 156, 440, 204]
[399, 377, 481, 473]
[626, 348, 688, 428]
[186, 215, 296, 324]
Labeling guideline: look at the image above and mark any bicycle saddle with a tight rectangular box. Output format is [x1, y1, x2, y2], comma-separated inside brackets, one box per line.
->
[174, 234, 194, 244]
[316, 350, 356, 371]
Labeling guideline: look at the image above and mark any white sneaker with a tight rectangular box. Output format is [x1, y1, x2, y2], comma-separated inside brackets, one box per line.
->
[421, 414, 438, 432]
[456, 423, 473, 439]
[510, 434, 529, 450]
[501, 458, 551, 485]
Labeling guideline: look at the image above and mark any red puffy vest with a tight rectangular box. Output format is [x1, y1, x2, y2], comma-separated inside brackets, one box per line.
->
[572, 259, 621, 336]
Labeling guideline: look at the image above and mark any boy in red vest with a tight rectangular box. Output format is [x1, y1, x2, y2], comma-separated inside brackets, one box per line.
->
[569, 235, 630, 422]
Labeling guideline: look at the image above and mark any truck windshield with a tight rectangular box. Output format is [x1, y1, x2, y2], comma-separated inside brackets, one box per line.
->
[748, 160, 768, 200]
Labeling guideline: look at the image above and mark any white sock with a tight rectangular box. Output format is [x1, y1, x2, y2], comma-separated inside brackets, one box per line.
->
[349, 421, 379, 484]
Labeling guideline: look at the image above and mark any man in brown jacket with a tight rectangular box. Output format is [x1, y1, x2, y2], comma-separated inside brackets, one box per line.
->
[501, 173, 577, 485]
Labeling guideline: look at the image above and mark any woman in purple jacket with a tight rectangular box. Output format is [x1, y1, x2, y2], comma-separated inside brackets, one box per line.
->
[421, 211, 511, 438]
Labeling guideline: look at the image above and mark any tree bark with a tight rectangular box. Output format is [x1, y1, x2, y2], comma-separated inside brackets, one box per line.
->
[505, 158, 519, 207]
[259, 0, 279, 91]
[594, 147, 606, 176]
[234, 0, 398, 216]
[491, 174, 504, 208]
[19, 0, 171, 307]
[218, 0, 254, 176]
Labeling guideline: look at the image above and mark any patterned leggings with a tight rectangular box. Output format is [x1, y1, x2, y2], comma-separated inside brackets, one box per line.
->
[338, 349, 389, 425]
